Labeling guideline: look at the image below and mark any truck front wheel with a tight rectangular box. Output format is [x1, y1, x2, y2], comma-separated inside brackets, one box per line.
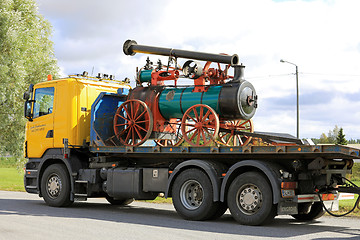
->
[227, 171, 276, 225]
[172, 169, 218, 221]
[41, 164, 73, 207]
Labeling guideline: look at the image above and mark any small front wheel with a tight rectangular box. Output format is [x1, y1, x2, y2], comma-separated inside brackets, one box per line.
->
[41, 164, 73, 207]
[227, 172, 276, 225]
[172, 169, 218, 220]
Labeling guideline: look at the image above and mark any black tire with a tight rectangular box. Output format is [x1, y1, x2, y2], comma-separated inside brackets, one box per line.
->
[227, 171, 276, 226]
[105, 196, 134, 206]
[292, 202, 325, 221]
[41, 164, 73, 207]
[172, 169, 219, 221]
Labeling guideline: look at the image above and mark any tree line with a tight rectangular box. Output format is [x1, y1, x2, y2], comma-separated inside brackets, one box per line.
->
[311, 125, 358, 145]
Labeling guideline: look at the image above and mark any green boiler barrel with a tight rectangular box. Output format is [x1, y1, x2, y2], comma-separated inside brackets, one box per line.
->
[158, 86, 222, 119]
[158, 81, 256, 120]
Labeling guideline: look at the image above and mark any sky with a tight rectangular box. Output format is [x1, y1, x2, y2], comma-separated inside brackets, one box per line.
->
[36, 0, 360, 140]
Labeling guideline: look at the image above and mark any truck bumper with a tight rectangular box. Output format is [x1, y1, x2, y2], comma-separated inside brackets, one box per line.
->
[24, 169, 39, 194]
[278, 193, 339, 215]
[24, 159, 41, 194]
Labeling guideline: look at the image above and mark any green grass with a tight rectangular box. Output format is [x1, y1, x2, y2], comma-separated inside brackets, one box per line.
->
[349, 163, 360, 181]
[0, 168, 25, 192]
[143, 196, 172, 204]
[0, 156, 18, 168]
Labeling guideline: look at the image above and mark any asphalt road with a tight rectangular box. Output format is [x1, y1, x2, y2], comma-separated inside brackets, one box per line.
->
[1, 191, 359, 240]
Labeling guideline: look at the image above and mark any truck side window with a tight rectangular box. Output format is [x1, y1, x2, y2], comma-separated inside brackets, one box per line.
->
[33, 87, 55, 118]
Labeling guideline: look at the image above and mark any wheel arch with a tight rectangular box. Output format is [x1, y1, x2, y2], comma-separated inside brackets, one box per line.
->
[38, 158, 73, 197]
[220, 160, 282, 204]
[165, 159, 226, 202]
[37, 149, 87, 200]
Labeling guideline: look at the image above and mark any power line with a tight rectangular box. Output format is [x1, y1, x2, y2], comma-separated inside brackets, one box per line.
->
[247, 72, 360, 80]
[247, 73, 293, 79]
[301, 72, 360, 77]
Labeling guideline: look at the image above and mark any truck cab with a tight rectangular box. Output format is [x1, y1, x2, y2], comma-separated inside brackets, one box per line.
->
[24, 74, 130, 158]
[23, 74, 130, 197]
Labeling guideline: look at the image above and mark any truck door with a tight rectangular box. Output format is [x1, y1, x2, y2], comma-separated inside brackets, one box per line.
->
[27, 86, 55, 158]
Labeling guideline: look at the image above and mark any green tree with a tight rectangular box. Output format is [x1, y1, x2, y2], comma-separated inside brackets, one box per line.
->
[336, 128, 347, 145]
[317, 125, 340, 144]
[0, 0, 58, 160]
[319, 133, 329, 144]
[327, 125, 339, 143]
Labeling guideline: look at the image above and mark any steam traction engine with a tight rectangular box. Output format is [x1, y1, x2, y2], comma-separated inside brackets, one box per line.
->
[114, 40, 258, 147]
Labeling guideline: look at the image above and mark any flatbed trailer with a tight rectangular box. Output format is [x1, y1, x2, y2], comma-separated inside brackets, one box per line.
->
[25, 139, 360, 226]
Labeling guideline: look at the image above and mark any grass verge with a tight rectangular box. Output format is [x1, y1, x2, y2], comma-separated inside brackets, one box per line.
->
[0, 168, 25, 192]
[143, 196, 172, 204]
[0, 156, 19, 168]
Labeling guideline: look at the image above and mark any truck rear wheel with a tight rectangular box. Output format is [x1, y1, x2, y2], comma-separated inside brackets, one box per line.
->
[227, 171, 276, 225]
[41, 164, 73, 207]
[172, 169, 218, 221]
[292, 202, 325, 221]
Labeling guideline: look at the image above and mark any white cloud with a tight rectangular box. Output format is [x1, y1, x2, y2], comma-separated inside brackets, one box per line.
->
[36, 0, 360, 139]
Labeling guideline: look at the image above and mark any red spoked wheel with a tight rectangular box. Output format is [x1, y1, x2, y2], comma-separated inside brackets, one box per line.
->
[154, 118, 184, 147]
[218, 119, 253, 146]
[181, 104, 219, 146]
[113, 99, 153, 146]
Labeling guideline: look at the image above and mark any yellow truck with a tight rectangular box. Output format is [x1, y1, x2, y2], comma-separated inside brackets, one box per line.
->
[23, 41, 360, 226]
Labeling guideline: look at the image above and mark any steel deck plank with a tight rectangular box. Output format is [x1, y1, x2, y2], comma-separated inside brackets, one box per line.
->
[89, 145, 360, 160]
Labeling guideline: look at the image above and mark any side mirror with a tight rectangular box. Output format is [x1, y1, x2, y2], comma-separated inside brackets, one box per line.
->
[23, 92, 30, 100]
[24, 84, 34, 121]
[23, 84, 34, 100]
[24, 100, 34, 122]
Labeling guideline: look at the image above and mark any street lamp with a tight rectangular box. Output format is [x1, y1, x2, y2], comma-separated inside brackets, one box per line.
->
[280, 59, 299, 139]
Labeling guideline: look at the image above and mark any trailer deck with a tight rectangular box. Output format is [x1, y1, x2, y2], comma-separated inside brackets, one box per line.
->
[90, 144, 360, 160]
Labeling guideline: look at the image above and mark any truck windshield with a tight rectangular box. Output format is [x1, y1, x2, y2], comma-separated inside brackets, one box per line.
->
[33, 87, 54, 118]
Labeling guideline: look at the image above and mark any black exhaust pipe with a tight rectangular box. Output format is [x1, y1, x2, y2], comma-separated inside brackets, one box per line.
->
[123, 39, 239, 65]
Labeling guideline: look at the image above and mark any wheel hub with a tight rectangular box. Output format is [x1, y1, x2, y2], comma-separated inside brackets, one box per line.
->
[47, 174, 62, 198]
[180, 180, 203, 210]
[237, 184, 262, 214]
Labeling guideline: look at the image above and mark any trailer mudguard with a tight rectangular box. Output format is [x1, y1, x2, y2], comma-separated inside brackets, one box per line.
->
[220, 160, 282, 204]
[165, 159, 227, 202]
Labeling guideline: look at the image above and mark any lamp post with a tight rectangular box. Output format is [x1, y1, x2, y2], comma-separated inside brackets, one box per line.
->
[280, 59, 299, 139]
